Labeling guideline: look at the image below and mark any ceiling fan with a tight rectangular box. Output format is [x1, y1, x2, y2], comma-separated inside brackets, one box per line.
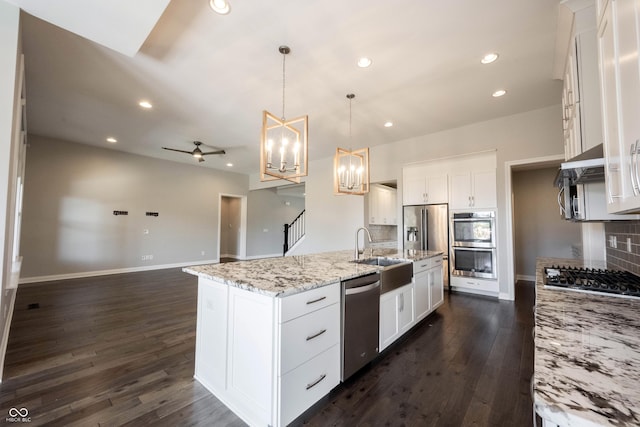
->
[162, 141, 226, 162]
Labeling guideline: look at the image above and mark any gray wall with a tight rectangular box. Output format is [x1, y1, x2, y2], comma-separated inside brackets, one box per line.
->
[512, 167, 582, 278]
[246, 188, 305, 257]
[20, 135, 249, 279]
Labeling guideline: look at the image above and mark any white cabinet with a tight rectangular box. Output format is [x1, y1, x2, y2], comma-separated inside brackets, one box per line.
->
[194, 278, 340, 427]
[429, 258, 444, 311]
[450, 276, 498, 296]
[369, 184, 397, 225]
[598, 0, 640, 213]
[379, 283, 414, 351]
[563, 38, 582, 160]
[413, 256, 445, 323]
[449, 169, 497, 210]
[403, 165, 448, 205]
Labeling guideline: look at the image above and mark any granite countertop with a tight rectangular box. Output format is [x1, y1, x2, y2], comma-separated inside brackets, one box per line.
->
[533, 257, 640, 427]
[183, 249, 442, 297]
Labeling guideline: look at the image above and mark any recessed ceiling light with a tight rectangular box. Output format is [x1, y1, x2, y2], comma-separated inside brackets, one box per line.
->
[226, 163, 233, 167]
[492, 89, 507, 97]
[139, 100, 153, 109]
[357, 57, 372, 68]
[384, 121, 393, 128]
[481, 53, 499, 64]
[106, 137, 117, 143]
[209, 0, 231, 14]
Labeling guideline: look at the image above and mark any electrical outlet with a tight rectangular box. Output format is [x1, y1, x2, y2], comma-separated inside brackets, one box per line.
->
[627, 237, 632, 253]
[141, 255, 154, 261]
[609, 236, 617, 248]
[201, 251, 205, 256]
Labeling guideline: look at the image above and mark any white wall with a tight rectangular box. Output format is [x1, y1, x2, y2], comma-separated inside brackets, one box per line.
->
[258, 105, 564, 297]
[288, 156, 364, 255]
[246, 188, 305, 257]
[20, 135, 249, 280]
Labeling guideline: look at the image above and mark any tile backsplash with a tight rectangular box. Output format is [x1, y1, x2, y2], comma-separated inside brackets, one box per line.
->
[605, 221, 640, 275]
[367, 224, 397, 243]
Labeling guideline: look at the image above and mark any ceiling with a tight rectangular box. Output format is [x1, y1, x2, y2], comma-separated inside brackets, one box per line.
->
[15, 0, 563, 176]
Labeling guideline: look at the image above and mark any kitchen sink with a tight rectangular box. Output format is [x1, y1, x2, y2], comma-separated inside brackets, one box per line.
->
[352, 257, 406, 267]
[352, 257, 413, 293]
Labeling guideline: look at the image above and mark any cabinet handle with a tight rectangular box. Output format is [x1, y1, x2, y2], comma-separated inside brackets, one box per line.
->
[606, 163, 621, 202]
[399, 293, 404, 312]
[306, 329, 327, 341]
[306, 296, 326, 305]
[471, 196, 475, 206]
[306, 373, 327, 390]
[630, 142, 639, 196]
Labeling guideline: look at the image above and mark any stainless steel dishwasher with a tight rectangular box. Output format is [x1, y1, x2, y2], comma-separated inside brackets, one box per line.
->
[341, 272, 381, 381]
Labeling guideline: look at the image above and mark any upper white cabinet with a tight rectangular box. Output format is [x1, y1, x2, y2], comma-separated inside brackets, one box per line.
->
[403, 165, 448, 205]
[597, 0, 640, 213]
[449, 169, 497, 210]
[402, 151, 496, 210]
[369, 184, 397, 225]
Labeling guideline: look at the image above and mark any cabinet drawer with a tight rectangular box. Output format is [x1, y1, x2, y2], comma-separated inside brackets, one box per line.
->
[450, 276, 498, 292]
[279, 282, 340, 323]
[413, 258, 432, 273]
[279, 344, 340, 426]
[280, 303, 340, 375]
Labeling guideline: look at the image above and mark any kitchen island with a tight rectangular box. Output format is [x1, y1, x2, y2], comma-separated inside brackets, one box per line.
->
[533, 258, 640, 427]
[184, 249, 442, 427]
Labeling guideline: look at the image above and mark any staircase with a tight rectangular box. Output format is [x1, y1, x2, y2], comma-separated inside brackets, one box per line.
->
[283, 209, 305, 255]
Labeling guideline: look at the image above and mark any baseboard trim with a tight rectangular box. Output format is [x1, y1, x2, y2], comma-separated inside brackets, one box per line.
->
[516, 274, 536, 282]
[499, 291, 514, 301]
[18, 260, 219, 285]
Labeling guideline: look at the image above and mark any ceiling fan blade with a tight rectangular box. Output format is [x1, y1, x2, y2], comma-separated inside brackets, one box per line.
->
[162, 147, 193, 154]
[201, 150, 226, 156]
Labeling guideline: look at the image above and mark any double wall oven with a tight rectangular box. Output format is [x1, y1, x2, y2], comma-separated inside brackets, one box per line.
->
[450, 211, 497, 279]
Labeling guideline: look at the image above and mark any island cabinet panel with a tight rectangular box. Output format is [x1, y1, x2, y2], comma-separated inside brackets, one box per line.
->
[194, 277, 341, 427]
[379, 283, 414, 351]
[195, 279, 228, 393]
[226, 286, 275, 426]
[413, 269, 430, 322]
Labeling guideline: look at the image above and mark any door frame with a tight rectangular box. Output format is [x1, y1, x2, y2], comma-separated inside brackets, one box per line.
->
[218, 194, 247, 260]
[503, 154, 564, 300]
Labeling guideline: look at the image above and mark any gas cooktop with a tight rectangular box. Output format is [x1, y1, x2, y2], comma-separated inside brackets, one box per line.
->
[544, 265, 640, 299]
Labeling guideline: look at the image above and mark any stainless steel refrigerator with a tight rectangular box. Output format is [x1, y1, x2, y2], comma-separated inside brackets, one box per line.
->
[403, 204, 450, 288]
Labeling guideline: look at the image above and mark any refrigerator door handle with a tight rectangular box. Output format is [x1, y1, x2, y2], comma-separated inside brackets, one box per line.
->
[421, 208, 428, 251]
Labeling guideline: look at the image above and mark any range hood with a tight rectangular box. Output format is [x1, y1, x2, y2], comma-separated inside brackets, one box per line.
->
[554, 144, 605, 187]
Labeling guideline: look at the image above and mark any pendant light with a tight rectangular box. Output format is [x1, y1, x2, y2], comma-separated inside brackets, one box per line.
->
[334, 93, 370, 195]
[260, 46, 308, 183]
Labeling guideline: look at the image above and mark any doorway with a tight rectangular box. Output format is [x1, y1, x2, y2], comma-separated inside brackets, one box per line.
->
[219, 194, 247, 262]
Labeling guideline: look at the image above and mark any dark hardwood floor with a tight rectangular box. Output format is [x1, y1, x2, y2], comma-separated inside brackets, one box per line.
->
[1, 269, 535, 426]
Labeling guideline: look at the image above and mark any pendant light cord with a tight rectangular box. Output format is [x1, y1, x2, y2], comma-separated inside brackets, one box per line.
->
[281, 52, 286, 121]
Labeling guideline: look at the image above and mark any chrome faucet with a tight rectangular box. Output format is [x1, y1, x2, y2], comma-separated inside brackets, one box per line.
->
[355, 227, 372, 260]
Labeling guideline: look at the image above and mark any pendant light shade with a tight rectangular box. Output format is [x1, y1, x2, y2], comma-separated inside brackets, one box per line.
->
[260, 46, 308, 183]
[334, 94, 370, 195]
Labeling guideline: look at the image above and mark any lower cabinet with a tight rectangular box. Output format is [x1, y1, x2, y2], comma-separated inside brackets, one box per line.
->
[414, 256, 445, 323]
[380, 283, 414, 351]
[194, 278, 340, 427]
[379, 255, 445, 352]
[450, 275, 498, 296]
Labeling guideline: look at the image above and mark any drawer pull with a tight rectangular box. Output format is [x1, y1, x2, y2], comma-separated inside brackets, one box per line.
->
[306, 296, 327, 305]
[306, 329, 327, 341]
[306, 373, 327, 390]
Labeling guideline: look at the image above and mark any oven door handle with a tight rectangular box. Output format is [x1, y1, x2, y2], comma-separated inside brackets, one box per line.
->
[344, 281, 380, 295]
